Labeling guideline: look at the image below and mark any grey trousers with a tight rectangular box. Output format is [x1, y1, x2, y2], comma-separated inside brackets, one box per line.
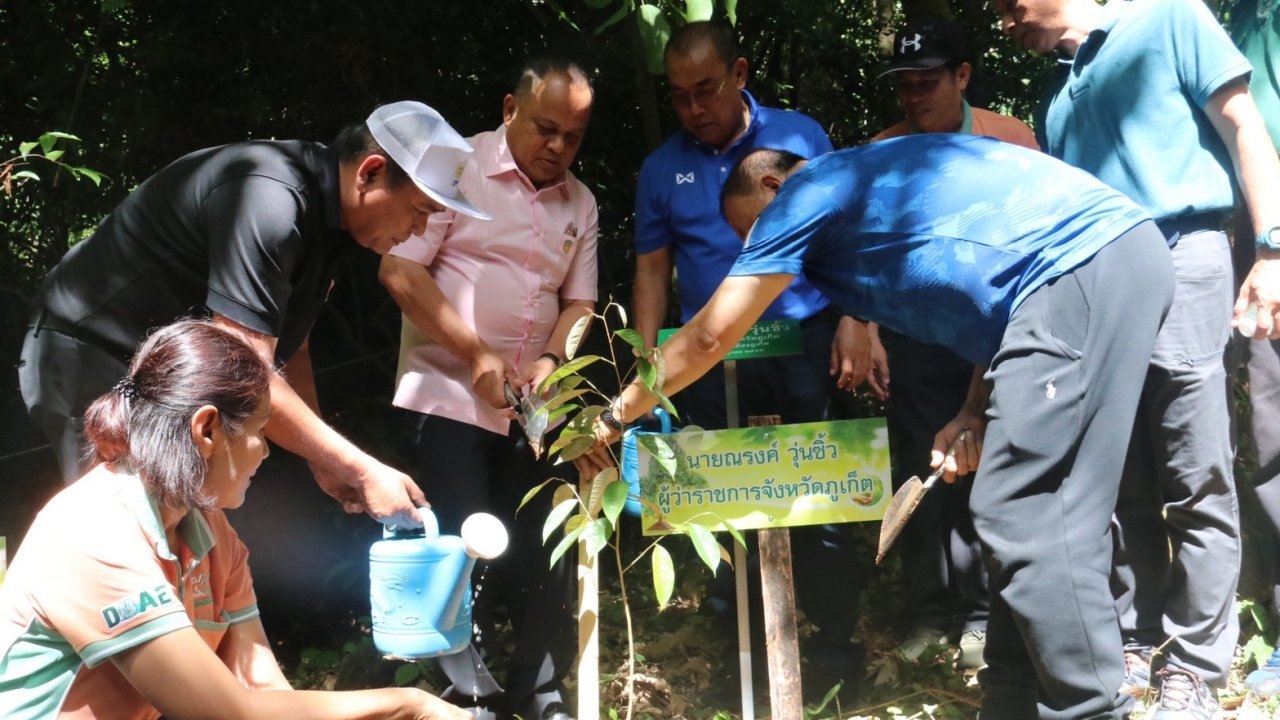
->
[1110, 229, 1241, 685]
[1243, 336, 1280, 611]
[974, 222, 1173, 720]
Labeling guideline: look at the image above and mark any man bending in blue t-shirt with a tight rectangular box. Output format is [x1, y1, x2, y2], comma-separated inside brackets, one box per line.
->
[577, 135, 1174, 720]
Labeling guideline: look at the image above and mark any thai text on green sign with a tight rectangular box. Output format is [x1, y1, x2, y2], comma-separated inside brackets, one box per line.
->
[657, 318, 802, 361]
[632, 418, 889, 535]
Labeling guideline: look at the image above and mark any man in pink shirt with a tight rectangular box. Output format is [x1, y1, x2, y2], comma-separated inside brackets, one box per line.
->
[379, 58, 596, 720]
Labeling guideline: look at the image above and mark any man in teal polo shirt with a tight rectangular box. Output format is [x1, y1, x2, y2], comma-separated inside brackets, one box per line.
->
[998, 0, 1280, 715]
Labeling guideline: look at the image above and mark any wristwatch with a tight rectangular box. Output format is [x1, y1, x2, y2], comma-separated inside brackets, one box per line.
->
[1257, 226, 1280, 251]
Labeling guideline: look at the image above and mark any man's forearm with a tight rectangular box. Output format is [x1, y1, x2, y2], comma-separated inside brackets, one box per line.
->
[379, 256, 487, 363]
[1209, 83, 1280, 234]
[265, 371, 363, 475]
[633, 250, 673, 347]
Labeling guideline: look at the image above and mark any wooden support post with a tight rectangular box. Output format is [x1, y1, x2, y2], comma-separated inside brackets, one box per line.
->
[749, 414, 803, 720]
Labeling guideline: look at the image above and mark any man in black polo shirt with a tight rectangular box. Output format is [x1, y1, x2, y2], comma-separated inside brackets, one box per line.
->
[18, 101, 488, 528]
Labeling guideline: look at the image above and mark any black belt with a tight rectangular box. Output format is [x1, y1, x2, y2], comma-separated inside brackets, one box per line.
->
[1156, 211, 1227, 241]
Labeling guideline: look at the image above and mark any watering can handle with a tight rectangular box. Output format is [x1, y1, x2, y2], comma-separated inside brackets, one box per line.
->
[653, 406, 673, 433]
[383, 506, 439, 539]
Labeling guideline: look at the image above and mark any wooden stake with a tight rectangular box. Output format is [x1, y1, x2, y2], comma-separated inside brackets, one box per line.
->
[749, 414, 804, 720]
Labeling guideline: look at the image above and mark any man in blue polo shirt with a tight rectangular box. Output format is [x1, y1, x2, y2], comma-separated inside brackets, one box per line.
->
[581, 136, 1173, 720]
[999, 0, 1280, 715]
[631, 20, 867, 699]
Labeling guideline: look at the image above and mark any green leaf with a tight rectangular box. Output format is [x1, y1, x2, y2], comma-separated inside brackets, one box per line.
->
[637, 355, 658, 389]
[517, 478, 553, 512]
[685, 523, 721, 573]
[684, 0, 712, 21]
[582, 516, 613, 557]
[636, 4, 673, 76]
[543, 498, 581, 543]
[584, 466, 618, 517]
[612, 301, 629, 328]
[393, 662, 422, 686]
[549, 520, 588, 566]
[44, 150, 65, 163]
[541, 388, 589, 414]
[1244, 633, 1275, 668]
[565, 314, 593, 360]
[602, 478, 630, 525]
[544, 404, 577, 424]
[651, 543, 675, 607]
[594, 0, 633, 35]
[13, 170, 39, 182]
[73, 167, 104, 186]
[539, 354, 603, 393]
[558, 433, 602, 462]
[18, 141, 38, 156]
[39, 131, 78, 143]
[724, 0, 737, 24]
[614, 327, 645, 352]
[638, 434, 677, 479]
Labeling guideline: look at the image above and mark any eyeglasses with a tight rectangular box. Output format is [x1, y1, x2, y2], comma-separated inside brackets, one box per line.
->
[669, 79, 729, 110]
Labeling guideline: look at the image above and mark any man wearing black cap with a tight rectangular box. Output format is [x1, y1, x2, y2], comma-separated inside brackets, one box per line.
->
[865, 15, 1039, 673]
[18, 101, 484, 529]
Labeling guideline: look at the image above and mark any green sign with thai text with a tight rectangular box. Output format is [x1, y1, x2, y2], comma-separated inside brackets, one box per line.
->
[657, 318, 802, 361]
[632, 418, 889, 535]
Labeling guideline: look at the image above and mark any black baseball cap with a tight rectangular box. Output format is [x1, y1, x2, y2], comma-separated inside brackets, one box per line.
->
[878, 16, 971, 79]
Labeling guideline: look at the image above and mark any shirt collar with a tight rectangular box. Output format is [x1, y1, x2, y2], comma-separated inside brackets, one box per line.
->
[116, 465, 216, 571]
[485, 124, 572, 198]
[1057, 2, 1121, 65]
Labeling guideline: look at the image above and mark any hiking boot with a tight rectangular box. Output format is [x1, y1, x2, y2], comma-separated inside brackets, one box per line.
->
[1150, 667, 1219, 720]
[1119, 647, 1153, 698]
[898, 626, 950, 662]
[957, 629, 987, 670]
[1245, 648, 1280, 699]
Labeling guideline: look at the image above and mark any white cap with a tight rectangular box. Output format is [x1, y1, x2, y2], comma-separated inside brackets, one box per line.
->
[366, 101, 491, 221]
[460, 513, 509, 560]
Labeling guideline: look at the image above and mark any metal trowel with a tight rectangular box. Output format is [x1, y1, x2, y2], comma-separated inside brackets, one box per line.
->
[875, 431, 966, 565]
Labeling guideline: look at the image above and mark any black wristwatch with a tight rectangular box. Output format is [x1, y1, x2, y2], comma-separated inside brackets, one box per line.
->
[600, 406, 626, 432]
[1257, 226, 1280, 251]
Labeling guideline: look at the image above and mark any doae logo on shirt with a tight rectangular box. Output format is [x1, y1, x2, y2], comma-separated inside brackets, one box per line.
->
[675, 172, 695, 185]
[101, 584, 178, 630]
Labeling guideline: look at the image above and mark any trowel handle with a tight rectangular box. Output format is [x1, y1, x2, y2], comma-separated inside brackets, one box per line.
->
[924, 430, 968, 488]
